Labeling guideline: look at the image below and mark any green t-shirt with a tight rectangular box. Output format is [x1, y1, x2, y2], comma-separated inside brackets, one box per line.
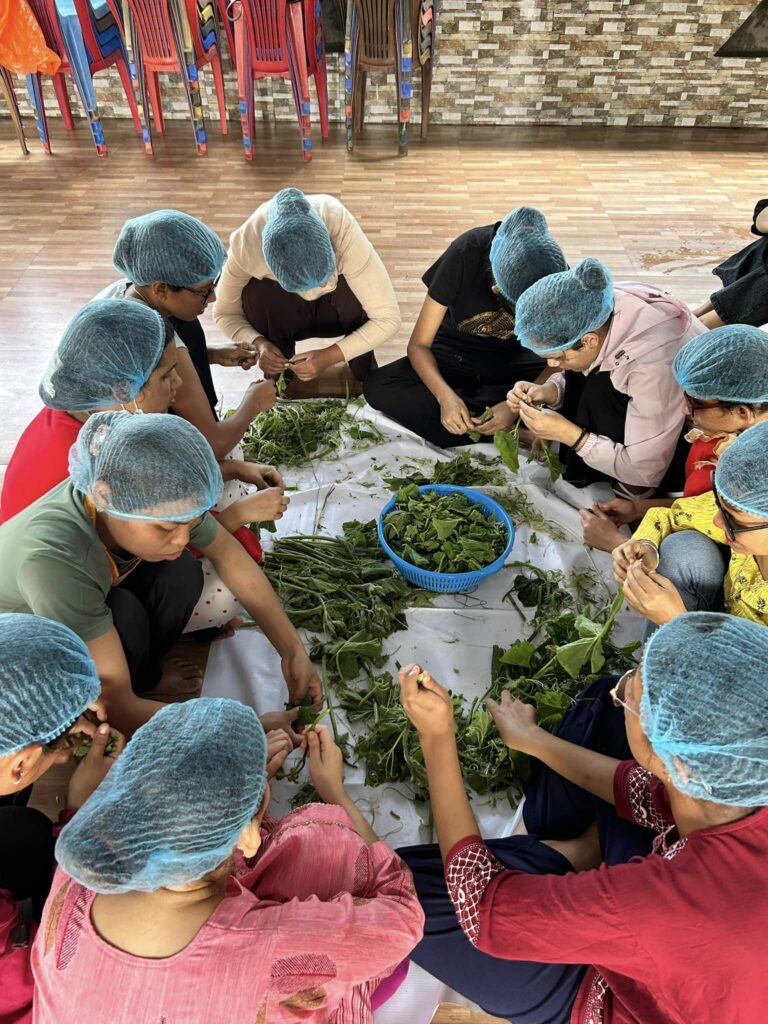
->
[0, 480, 219, 642]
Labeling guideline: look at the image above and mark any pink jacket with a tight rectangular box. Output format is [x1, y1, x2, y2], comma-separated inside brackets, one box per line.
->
[552, 284, 708, 487]
[32, 804, 424, 1024]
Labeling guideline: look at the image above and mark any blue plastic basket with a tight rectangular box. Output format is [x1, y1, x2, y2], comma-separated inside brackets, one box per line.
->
[378, 484, 515, 593]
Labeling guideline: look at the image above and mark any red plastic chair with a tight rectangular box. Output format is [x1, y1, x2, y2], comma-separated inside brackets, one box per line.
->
[122, 0, 228, 155]
[24, 0, 141, 155]
[229, 0, 328, 163]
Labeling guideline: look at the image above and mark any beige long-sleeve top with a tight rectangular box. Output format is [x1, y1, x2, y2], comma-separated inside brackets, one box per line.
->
[213, 195, 401, 362]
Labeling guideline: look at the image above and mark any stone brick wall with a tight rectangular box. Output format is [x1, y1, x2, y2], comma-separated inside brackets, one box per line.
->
[7, 1, 767, 128]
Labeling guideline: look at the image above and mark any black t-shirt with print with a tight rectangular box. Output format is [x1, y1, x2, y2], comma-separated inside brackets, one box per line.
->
[422, 224, 544, 379]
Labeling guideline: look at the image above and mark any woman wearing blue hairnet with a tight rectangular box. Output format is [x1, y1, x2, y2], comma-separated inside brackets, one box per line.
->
[614, 418, 768, 635]
[213, 189, 401, 390]
[393, 611, 768, 1023]
[33, 700, 424, 1023]
[0, 298, 290, 646]
[582, 323, 768, 552]
[98, 209, 281, 463]
[363, 207, 567, 447]
[0, 614, 125, 1021]
[0, 412, 322, 737]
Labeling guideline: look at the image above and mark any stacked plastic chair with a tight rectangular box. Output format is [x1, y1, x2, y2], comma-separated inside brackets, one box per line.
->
[121, 0, 228, 155]
[344, 0, 436, 155]
[227, 0, 328, 163]
[23, 0, 140, 155]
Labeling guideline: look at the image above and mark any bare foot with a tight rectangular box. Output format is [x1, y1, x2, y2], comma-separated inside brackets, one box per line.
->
[150, 657, 204, 699]
[217, 616, 243, 641]
[579, 508, 627, 553]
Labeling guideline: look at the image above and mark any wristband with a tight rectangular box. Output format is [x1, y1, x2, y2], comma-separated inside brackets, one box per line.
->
[572, 427, 588, 451]
[639, 540, 660, 571]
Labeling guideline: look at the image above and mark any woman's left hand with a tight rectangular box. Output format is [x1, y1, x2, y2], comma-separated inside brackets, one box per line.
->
[281, 648, 323, 707]
[289, 347, 338, 381]
[470, 401, 518, 437]
[209, 341, 259, 369]
[227, 460, 286, 491]
[518, 402, 581, 445]
[623, 564, 687, 625]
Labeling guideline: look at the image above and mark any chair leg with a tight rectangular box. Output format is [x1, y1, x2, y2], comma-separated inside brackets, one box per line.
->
[420, 59, 431, 140]
[395, 0, 412, 155]
[52, 74, 75, 129]
[147, 71, 165, 132]
[354, 68, 366, 134]
[25, 73, 52, 154]
[211, 51, 228, 135]
[314, 61, 329, 139]
[232, 1, 254, 159]
[117, 57, 142, 133]
[344, 0, 355, 152]
[286, 0, 313, 161]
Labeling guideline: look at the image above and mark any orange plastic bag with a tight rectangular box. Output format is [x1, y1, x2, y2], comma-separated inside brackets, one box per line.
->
[0, 0, 61, 74]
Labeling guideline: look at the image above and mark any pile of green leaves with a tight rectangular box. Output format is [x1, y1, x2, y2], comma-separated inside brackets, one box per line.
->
[264, 519, 430, 674]
[240, 398, 384, 469]
[383, 450, 505, 490]
[382, 485, 508, 574]
[489, 567, 638, 779]
[494, 422, 565, 484]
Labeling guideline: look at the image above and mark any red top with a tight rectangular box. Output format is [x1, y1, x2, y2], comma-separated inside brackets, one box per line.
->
[0, 409, 81, 524]
[683, 435, 721, 498]
[446, 761, 768, 1024]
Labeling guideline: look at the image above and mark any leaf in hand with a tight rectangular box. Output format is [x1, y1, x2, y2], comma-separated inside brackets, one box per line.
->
[494, 424, 520, 474]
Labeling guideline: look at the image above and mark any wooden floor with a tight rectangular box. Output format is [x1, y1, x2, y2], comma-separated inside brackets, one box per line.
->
[2, 118, 766, 1023]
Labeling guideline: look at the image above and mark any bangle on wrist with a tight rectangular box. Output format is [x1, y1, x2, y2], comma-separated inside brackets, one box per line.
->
[640, 540, 660, 570]
[572, 427, 589, 451]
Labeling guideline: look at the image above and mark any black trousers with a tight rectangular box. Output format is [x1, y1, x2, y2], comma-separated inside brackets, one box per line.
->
[0, 804, 56, 918]
[363, 338, 542, 448]
[107, 551, 203, 694]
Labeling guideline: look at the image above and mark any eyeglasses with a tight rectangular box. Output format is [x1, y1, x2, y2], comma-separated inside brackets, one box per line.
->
[712, 483, 768, 543]
[610, 669, 640, 718]
[683, 393, 722, 416]
[183, 273, 221, 301]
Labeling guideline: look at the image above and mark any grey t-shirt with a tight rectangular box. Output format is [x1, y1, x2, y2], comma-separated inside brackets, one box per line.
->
[0, 480, 218, 642]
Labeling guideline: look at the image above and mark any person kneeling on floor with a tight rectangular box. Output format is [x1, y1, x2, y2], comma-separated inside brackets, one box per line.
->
[396, 612, 768, 1024]
[32, 701, 424, 1024]
[0, 412, 321, 736]
[507, 258, 707, 498]
[363, 206, 567, 447]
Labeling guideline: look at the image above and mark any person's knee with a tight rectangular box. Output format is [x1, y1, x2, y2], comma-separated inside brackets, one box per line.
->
[658, 531, 724, 585]
[362, 366, 390, 411]
[154, 550, 204, 606]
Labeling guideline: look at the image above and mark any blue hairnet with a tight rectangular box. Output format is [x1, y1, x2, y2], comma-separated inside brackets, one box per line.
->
[0, 614, 100, 757]
[489, 207, 567, 305]
[714, 419, 768, 519]
[56, 699, 268, 893]
[39, 299, 167, 413]
[673, 325, 768, 403]
[69, 411, 223, 522]
[515, 258, 614, 355]
[113, 210, 226, 287]
[642, 612, 768, 807]
[262, 188, 336, 293]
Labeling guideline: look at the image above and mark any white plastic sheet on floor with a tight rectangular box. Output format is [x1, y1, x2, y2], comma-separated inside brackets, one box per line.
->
[203, 405, 643, 847]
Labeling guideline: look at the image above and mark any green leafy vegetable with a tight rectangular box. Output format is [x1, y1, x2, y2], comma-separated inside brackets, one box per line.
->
[69, 731, 120, 759]
[467, 406, 493, 442]
[494, 424, 520, 473]
[383, 450, 505, 490]
[240, 398, 385, 469]
[383, 486, 508, 574]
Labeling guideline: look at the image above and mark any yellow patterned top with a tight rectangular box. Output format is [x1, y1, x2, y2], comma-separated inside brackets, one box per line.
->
[633, 491, 768, 625]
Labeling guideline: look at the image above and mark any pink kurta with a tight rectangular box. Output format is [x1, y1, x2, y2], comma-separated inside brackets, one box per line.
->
[32, 804, 424, 1023]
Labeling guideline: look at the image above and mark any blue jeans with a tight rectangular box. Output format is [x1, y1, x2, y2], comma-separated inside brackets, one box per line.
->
[644, 530, 728, 640]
